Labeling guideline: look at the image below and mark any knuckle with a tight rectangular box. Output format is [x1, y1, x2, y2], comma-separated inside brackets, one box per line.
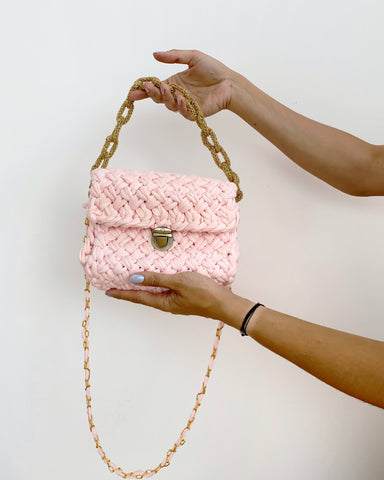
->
[191, 49, 202, 59]
[166, 103, 178, 112]
[143, 273, 155, 286]
[172, 272, 187, 288]
[165, 87, 174, 99]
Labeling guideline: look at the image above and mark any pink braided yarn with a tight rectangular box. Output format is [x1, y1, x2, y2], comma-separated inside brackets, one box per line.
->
[80, 168, 239, 291]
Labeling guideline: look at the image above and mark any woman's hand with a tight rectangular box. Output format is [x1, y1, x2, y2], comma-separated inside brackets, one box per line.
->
[129, 49, 238, 119]
[106, 271, 254, 329]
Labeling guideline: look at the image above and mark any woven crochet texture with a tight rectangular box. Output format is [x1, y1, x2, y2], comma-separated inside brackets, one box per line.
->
[80, 168, 240, 291]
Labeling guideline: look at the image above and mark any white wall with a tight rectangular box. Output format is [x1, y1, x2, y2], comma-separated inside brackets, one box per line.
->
[2, 1, 384, 479]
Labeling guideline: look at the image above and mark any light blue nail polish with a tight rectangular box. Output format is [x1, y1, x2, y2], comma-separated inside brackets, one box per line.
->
[160, 87, 165, 95]
[130, 274, 144, 284]
[177, 98, 181, 106]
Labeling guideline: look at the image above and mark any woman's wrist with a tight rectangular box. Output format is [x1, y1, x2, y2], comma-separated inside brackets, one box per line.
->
[217, 292, 256, 331]
[228, 71, 255, 118]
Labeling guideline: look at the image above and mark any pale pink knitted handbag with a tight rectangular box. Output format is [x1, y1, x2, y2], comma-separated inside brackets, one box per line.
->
[79, 77, 243, 478]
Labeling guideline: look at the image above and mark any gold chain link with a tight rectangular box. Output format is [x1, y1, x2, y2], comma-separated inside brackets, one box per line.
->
[89, 76, 243, 202]
[82, 276, 225, 478]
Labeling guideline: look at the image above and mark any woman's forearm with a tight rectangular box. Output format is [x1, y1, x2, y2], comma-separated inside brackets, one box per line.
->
[223, 296, 384, 408]
[229, 72, 382, 196]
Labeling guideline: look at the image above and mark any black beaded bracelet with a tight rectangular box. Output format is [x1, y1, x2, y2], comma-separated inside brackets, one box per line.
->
[240, 303, 265, 336]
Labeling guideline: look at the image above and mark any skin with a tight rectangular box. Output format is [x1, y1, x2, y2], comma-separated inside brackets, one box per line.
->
[107, 49, 384, 409]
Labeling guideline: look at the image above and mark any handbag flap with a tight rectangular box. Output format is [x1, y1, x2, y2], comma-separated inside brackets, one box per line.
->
[86, 168, 239, 233]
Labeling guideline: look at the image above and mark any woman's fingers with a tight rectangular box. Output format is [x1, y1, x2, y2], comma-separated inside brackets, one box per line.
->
[134, 81, 179, 111]
[129, 82, 160, 103]
[160, 83, 194, 119]
[105, 271, 186, 311]
[129, 48, 201, 107]
[133, 81, 193, 119]
[106, 289, 176, 311]
[139, 271, 185, 290]
[129, 89, 148, 101]
[129, 77, 195, 120]
[156, 81, 195, 119]
[161, 82, 179, 111]
[177, 95, 194, 120]
[142, 81, 162, 103]
[105, 271, 237, 321]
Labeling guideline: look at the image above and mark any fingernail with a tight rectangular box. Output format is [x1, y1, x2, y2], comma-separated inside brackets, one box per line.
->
[130, 274, 144, 284]
[105, 290, 113, 297]
[160, 86, 165, 95]
[154, 51, 165, 54]
[177, 97, 181, 106]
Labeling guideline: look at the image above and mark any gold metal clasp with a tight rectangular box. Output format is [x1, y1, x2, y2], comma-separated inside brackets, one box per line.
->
[151, 227, 173, 251]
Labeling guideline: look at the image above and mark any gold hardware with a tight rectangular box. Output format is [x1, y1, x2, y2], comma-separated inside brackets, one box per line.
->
[151, 226, 173, 251]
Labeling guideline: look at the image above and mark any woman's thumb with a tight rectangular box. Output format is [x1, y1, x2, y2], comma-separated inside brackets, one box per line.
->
[132, 271, 181, 290]
[153, 49, 199, 67]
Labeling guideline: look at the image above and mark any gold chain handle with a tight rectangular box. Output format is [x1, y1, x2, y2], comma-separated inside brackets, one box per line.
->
[90, 76, 243, 202]
[82, 276, 225, 478]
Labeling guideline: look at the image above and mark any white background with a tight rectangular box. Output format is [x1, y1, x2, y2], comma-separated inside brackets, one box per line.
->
[1, 1, 384, 479]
